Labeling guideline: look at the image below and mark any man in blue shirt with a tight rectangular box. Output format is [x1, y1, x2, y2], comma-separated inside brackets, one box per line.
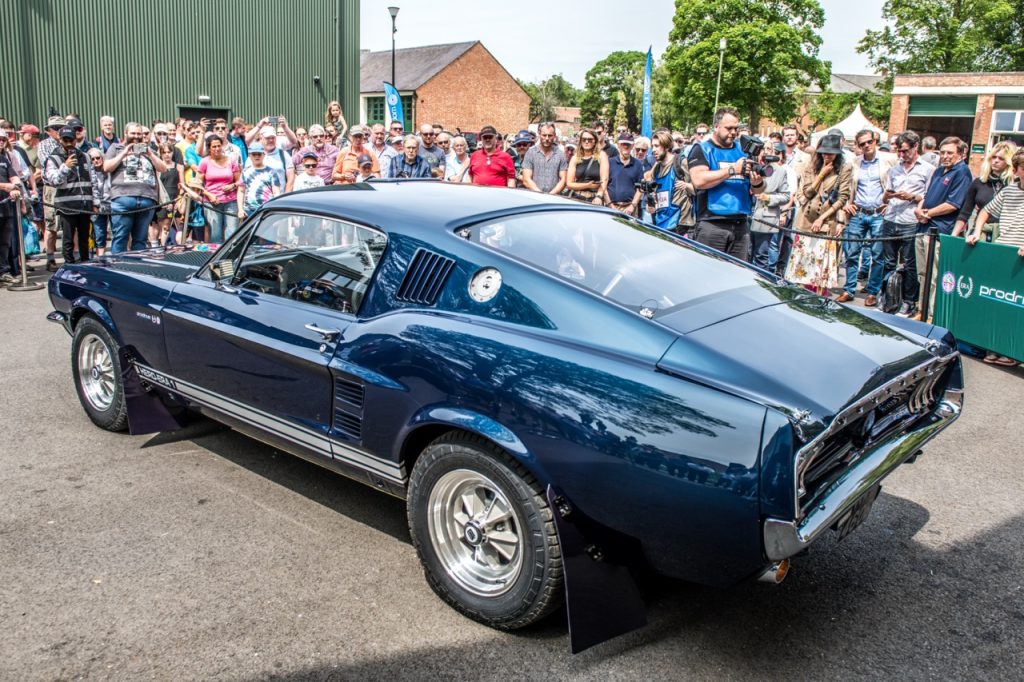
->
[606, 133, 644, 216]
[914, 136, 973, 319]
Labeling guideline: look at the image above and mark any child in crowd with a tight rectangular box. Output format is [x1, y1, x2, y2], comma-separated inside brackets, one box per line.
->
[355, 154, 378, 182]
[293, 151, 325, 191]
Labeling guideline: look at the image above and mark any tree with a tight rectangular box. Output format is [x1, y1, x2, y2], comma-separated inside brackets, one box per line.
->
[661, 0, 830, 129]
[858, 0, 1024, 75]
[805, 87, 893, 133]
[580, 51, 646, 131]
[518, 74, 582, 123]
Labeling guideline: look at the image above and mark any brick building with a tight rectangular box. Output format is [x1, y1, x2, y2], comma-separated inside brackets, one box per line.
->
[359, 41, 530, 137]
[758, 73, 885, 137]
[889, 72, 1024, 174]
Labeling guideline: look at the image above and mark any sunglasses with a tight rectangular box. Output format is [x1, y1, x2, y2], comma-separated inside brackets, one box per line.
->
[302, 163, 317, 168]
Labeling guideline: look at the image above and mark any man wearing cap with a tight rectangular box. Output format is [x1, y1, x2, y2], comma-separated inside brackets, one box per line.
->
[291, 124, 339, 186]
[294, 151, 326, 191]
[333, 125, 379, 184]
[521, 123, 567, 195]
[0, 133, 23, 284]
[38, 115, 66, 270]
[103, 121, 167, 253]
[388, 135, 433, 179]
[238, 142, 281, 220]
[687, 107, 765, 258]
[244, 126, 294, 194]
[508, 131, 533, 187]
[417, 124, 446, 179]
[604, 132, 645, 215]
[457, 126, 515, 188]
[43, 126, 94, 265]
[378, 135, 404, 179]
[95, 116, 119, 153]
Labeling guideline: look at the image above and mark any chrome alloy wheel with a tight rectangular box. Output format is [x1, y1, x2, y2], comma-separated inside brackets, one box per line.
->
[428, 469, 524, 597]
[77, 333, 116, 411]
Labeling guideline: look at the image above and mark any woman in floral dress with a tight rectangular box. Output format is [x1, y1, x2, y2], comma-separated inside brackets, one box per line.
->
[785, 133, 852, 295]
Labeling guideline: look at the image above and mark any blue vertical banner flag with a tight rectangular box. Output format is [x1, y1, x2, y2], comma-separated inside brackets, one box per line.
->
[641, 47, 653, 139]
[383, 82, 404, 129]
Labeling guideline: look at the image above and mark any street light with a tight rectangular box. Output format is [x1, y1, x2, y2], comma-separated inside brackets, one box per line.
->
[714, 37, 726, 113]
[388, 6, 399, 87]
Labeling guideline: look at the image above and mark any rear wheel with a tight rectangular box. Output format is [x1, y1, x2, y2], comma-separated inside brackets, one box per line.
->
[72, 316, 128, 432]
[407, 433, 563, 629]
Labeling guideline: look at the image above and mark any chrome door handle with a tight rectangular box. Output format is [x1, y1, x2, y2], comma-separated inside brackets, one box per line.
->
[305, 323, 342, 342]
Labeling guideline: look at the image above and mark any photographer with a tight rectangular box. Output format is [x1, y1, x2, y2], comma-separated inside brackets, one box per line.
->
[43, 126, 93, 264]
[750, 142, 792, 268]
[642, 130, 694, 232]
[687, 107, 764, 259]
[103, 122, 167, 253]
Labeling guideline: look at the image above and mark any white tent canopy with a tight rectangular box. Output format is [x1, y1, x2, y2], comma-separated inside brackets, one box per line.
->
[811, 104, 887, 144]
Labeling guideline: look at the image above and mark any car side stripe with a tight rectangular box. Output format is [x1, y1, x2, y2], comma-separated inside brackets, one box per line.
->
[135, 363, 404, 483]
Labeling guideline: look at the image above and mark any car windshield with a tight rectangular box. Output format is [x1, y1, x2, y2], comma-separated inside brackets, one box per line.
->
[461, 211, 764, 316]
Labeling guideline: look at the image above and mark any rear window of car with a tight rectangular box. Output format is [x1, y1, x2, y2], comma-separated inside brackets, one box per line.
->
[459, 211, 762, 316]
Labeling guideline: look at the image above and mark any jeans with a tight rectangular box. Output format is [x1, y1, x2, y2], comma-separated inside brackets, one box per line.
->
[203, 202, 239, 243]
[881, 221, 919, 305]
[843, 212, 884, 295]
[110, 196, 156, 253]
[92, 213, 110, 250]
[750, 232, 775, 270]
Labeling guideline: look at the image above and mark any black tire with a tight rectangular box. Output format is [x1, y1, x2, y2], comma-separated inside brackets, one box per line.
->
[407, 433, 564, 630]
[71, 316, 128, 432]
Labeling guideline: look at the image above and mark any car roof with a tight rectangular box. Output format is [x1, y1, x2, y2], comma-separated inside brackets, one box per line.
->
[263, 180, 609, 236]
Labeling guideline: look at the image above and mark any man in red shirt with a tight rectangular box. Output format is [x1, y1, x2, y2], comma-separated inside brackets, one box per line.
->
[457, 125, 515, 187]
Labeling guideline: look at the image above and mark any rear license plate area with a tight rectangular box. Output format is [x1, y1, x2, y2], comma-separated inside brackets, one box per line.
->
[833, 484, 881, 542]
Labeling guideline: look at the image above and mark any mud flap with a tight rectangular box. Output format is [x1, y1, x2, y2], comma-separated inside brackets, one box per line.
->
[547, 485, 647, 654]
[119, 348, 187, 435]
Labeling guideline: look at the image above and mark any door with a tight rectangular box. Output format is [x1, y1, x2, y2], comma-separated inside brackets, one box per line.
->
[160, 211, 387, 461]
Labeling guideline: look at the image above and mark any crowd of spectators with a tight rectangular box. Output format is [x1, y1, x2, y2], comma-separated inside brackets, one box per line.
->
[1, 105, 1023, 365]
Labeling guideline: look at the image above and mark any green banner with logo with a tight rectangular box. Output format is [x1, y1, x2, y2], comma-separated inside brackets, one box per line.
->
[934, 235, 1024, 361]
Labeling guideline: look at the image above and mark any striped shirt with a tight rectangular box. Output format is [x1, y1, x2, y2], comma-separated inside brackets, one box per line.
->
[984, 182, 1024, 248]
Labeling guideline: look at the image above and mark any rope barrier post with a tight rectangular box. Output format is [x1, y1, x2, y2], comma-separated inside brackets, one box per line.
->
[920, 226, 938, 323]
[7, 199, 45, 292]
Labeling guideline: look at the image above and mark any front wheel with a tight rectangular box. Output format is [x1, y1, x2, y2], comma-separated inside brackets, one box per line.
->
[71, 316, 128, 431]
[407, 433, 563, 629]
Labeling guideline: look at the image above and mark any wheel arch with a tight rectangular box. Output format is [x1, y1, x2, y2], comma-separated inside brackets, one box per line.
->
[70, 296, 122, 344]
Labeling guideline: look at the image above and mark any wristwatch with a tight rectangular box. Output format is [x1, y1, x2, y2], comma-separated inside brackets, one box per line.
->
[727, 166, 736, 177]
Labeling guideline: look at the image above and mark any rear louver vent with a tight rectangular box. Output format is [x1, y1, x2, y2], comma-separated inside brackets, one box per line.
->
[395, 248, 455, 305]
[334, 377, 364, 407]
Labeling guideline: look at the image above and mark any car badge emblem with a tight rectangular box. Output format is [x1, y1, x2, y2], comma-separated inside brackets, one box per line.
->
[468, 267, 502, 303]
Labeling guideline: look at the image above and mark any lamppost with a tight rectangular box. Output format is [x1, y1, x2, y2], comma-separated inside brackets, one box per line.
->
[388, 6, 399, 86]
[714, 37, 726, 113]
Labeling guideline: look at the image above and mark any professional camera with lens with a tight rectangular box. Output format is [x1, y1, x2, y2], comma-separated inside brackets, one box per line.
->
[634, 178, 659, 194]
[738, 134, 774, 178]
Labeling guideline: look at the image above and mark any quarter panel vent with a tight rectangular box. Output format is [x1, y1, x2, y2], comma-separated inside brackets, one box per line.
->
[334, 377, 364, 408]
[395, 248, 455, 305]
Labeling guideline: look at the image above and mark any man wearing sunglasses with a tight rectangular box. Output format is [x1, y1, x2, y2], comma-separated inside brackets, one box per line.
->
[456, 126, 515, 187]
[417, 124, 446, 179]
[333, 125, 379, 184]
[291, 124, 339, 185]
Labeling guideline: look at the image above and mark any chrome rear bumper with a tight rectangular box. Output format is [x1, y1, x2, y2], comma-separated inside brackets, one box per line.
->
[763, 388, 963, 561]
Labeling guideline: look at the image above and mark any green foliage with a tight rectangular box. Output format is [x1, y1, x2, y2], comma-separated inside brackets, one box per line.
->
[806, 86, 893, 133]
[859, 0, 1024, 75]
[661, 0, 830, 129]
[580, 51, 647, 131]
[518, 74, 582, 123]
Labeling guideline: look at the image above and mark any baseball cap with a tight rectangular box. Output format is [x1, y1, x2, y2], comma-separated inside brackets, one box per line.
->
[356, 153, 373, 167]
[301, 151, 318, 161]
[511, 132, 532, 146]
[479, 125, 497, 138]
[58, 126, 76, 140]
[349, 125, 367, 137]
[66, 117, 84, 129]
[389, 135, 404, 145]
[248, 142, 265, 154]
[260, 126, 276, 138]
[617, 133, 635, 144]
[20, 124, 40, 135]
[46, 115, 66, 130]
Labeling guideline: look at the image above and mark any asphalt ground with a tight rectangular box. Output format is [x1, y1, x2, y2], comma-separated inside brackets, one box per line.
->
[2, 265, 1023, 681]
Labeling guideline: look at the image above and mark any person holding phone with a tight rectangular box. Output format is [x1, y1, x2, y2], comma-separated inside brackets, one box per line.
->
[102, 121, 167, 253]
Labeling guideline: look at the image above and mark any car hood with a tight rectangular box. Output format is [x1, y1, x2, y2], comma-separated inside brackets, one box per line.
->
[99, 248, 214, 283]
[656, 293, 938, 436]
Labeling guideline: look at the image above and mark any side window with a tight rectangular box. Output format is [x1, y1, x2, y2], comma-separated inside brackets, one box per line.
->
[234, 212, 387, 314]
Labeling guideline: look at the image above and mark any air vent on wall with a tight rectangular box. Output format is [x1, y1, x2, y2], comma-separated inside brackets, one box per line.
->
[395, 248, 455, 305]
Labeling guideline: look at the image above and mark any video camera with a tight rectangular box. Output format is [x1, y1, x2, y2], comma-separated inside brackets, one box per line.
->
[634, 179, 659, 194]
[738, 134, 775, 178]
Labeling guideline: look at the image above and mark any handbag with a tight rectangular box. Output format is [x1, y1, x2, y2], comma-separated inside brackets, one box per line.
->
[21, 215, 40, 255]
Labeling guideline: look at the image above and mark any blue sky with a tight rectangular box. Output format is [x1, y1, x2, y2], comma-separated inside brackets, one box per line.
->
[360, 0, 889, 87]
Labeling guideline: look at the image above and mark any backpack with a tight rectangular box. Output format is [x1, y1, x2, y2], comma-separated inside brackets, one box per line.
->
[878, 265, 904, 314]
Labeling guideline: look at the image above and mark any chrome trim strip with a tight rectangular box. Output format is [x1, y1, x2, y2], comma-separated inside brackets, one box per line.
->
[134, 363, 404, 484]
[765, 388, 963, 561]
[793, 351, 958, 516]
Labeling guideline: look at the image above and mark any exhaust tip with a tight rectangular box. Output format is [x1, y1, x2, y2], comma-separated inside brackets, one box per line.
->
[758, 559, 790, 584]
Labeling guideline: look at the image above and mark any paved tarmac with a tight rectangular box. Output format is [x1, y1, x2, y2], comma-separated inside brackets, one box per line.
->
[1, 267, 1022, 681]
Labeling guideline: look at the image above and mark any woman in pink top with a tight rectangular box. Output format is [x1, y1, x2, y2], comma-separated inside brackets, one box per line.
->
[195, 135, 242, 242]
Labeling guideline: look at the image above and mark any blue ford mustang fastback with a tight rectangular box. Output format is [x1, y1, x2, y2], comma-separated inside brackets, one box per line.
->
[48, 182, 963, 652]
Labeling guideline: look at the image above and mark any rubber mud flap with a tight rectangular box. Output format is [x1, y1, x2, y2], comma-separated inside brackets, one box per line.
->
[119, 348, 187, 435]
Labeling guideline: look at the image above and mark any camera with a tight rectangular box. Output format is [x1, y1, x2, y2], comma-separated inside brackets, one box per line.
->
[133, 143, 148, 155]
[738, 134, 774, 178]
[268, 116, 279, 126]
[634, 179, 659, 194]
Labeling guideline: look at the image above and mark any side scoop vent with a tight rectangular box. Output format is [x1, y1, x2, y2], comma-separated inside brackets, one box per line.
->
[395, 248, 455, 305]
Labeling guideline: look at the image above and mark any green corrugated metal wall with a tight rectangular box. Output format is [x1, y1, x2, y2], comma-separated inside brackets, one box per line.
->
[1, 0, 360, 133]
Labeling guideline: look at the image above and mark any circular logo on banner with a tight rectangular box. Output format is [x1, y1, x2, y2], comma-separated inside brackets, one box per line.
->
[941, 272, 956, 294]
[956, 275, 974, 299]
[387, 93, 399, 106]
